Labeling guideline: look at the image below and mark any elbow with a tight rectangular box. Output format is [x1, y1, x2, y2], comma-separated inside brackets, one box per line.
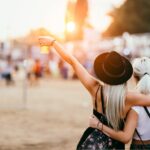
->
[121, 136, 131, 144]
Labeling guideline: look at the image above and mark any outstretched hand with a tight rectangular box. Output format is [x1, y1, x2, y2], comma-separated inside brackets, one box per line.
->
[89, 115, 100, 128]
[39, 36, 55, 46]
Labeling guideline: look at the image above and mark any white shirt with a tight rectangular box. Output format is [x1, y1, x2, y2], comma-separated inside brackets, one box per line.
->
[132, 106, 150, 140]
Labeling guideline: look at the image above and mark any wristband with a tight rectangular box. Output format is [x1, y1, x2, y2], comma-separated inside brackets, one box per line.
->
[97, 122, 103, 131]
[97, 121, 100, 128]
[50, 39, 56, 46]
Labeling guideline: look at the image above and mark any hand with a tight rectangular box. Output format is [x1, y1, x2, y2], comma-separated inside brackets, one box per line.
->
[39, 36, 55, 46]
[89, 115, 100, 128]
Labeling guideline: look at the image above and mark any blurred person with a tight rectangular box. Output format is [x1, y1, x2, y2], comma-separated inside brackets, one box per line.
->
[43, 63, 51, 77]
[1, 55, 14, 85]
[48, 55, 59, 78]
[58, 59, 68, 79]
[89, 57, 150, 149]
[32, 58, 42, 80]
[12, 64, 19, 82]
[25, 57, 35, 85]
[0, 60, 5, 80]
[39, 36, 150, 150]
[26, 58, 42, 86]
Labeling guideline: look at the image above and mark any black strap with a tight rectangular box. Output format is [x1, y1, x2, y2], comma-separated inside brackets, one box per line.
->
[94, 85, 105, 114]
[135, 129, 146, 148]
[94, 85, 100, 111]
[135, 106, 150, 148]
[144, 106, 150, 118]
[101, 86, 105, 114]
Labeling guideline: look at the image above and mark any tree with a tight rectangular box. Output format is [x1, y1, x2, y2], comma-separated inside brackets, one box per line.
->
[103, 0, 150, 37]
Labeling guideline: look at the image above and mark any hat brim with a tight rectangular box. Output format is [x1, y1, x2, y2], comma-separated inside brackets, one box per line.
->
[94, 52, 133, 85]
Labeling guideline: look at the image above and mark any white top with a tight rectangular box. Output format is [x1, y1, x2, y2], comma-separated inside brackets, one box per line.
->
[132, 106, 150, 140]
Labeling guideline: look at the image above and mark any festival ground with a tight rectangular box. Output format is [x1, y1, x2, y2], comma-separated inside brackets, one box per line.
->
[0, 77, 135, 150]
[0, 79, 92, 150]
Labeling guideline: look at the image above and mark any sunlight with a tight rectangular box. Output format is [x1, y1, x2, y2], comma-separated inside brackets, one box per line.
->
[66, 21, 76, 33]
[99, 16, 112, 33]
[0, 0, 125, 39]
[69, 0, 77, 2]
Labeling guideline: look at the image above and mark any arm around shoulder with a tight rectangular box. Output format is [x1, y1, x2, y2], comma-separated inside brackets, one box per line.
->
[97, 109, 138, 144]
[126, 91, 150, 107]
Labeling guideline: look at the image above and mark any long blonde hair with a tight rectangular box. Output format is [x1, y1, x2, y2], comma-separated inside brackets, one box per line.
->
[104, 83, 127, 131]
[132, 57, 150, 94]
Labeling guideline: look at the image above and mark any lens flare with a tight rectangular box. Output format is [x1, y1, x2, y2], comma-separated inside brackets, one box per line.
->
[66, 21, 76, 33]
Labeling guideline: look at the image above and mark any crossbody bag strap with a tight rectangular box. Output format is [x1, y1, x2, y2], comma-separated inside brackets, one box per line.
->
[144, 106, 150, 118]
[135, 129, 146, 148]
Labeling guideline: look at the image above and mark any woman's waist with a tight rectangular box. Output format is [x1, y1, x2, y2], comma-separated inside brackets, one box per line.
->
[132, 139, 150, 145]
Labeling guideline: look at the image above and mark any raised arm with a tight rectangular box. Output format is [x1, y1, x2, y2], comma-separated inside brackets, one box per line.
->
[126, 92, 150, 107]
[89, 109, 138, 144]
[39, 36, 100, 96]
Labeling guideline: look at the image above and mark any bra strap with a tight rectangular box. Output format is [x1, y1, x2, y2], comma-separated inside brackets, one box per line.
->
[94, 85, 100, 111]
[101, 86, 105, 114]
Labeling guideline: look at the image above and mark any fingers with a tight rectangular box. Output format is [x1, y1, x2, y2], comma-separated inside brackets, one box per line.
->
[38, 35, 49, 40]
[90, 115, 96, 118]
[38, 36, 52, 41]
[39, 40, 45, 46]
[38, 36, 54, 47]
[38, 38, 48, 46]
[89, 115, 99, 122]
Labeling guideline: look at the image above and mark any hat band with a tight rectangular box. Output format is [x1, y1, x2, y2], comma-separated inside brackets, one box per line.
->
[102, 64, 125, 78]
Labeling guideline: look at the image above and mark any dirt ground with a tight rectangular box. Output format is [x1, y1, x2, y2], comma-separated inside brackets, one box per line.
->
[0, 78, 92, 150]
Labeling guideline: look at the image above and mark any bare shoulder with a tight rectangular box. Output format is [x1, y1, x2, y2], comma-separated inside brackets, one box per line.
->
[90, 81, 103, 100]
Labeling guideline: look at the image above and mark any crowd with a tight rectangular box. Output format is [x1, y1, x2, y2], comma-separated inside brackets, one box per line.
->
[0, 45, 92, 86]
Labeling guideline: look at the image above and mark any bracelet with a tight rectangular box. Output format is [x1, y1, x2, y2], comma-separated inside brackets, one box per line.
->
[97, 121, 100, 128]
[97, 122, 103, 131]
[50, 39, 56, 46]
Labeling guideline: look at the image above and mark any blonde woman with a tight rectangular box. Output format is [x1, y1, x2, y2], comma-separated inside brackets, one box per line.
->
[90, 57, 150, 149]
[39, 36, 150, 150]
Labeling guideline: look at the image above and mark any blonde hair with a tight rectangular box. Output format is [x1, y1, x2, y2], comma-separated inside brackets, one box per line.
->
[132, 57, 150, 94]
[104, 83, 127, 131]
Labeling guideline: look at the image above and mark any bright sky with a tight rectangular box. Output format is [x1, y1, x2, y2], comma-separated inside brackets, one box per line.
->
[0, 0, 124, 40]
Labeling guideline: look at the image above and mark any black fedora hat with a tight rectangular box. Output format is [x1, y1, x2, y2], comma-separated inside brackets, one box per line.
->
[94, 51, 133, 85]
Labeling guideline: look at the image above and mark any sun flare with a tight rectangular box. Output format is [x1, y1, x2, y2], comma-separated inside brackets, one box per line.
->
[98, 16, 112, 33]
[66, 21, 76, 33]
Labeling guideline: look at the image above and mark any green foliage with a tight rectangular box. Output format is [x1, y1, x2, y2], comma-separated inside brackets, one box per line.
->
[103, 0, 150, 37]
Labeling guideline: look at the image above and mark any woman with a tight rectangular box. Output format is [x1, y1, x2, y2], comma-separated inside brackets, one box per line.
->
[89, 57, 150, 149]
[39, 36, 150, 149]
